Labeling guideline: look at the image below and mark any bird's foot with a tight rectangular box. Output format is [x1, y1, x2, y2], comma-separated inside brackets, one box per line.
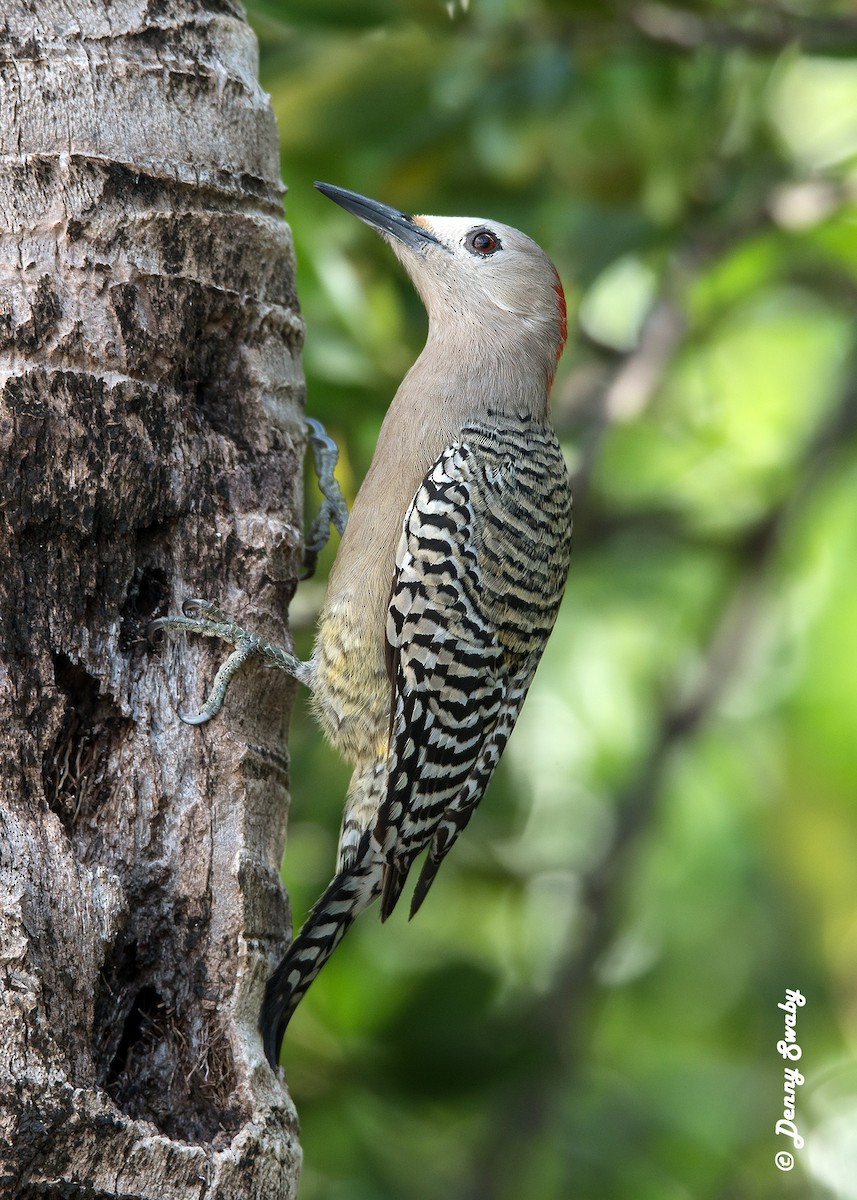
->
[302, 416, 349, 580]
[148, 597, 310, 724]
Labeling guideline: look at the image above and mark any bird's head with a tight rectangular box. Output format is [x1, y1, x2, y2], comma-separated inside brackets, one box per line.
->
[316, 182, 567, 394]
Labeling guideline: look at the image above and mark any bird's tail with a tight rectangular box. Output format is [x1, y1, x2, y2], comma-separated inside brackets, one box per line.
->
[260, 831, 384, 1067]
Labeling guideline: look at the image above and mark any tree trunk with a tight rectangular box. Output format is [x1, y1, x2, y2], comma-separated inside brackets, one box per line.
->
[0, 1, 302, 1195]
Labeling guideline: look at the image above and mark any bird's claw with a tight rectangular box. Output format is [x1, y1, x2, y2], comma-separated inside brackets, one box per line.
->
[148, 597, 310, 725]
[147, 600, 263, 724]
[302, 416, 349, 579]
[181, 597, 230, 623]
[177, 633, 263, 724]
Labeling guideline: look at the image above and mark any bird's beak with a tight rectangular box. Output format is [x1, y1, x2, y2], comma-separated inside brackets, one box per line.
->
[315, 182, 441, 252]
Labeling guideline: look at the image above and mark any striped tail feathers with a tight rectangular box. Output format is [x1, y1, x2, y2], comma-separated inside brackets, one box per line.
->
[260, 830, 384, 1068]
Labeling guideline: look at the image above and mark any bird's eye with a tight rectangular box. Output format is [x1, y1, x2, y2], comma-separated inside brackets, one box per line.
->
[466, 228, 501, 256]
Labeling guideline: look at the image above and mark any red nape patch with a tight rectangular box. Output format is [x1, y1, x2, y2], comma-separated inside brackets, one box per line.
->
[547, 268, 567, 392]
[552, 269, 568, 356]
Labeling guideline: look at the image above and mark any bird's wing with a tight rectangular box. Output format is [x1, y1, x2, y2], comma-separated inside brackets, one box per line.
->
[376, 420, 572, 920]
[376, 436, 508, 920]
[407, 423, 574, 914]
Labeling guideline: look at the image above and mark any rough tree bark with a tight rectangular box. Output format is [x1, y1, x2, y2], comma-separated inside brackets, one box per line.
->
[0, 1, 303, 1195]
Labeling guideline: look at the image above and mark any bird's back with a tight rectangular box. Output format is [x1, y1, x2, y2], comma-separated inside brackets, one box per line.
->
[376, 412, 572, 913]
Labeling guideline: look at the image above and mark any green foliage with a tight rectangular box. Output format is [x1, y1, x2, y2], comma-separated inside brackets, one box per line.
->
[246, 2, 857, 1196]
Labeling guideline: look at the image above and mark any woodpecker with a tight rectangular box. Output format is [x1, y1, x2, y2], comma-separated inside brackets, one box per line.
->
[151, 183, 573, 1068]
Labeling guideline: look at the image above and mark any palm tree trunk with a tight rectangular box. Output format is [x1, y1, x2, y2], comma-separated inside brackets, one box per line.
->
[0, 1, 302, 1194]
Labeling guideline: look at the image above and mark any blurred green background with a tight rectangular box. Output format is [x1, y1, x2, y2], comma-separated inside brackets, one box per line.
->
[245, 2, 857, 1196]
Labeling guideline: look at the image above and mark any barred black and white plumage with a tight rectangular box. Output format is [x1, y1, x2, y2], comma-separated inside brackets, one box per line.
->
[378, 420, 572, 918]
